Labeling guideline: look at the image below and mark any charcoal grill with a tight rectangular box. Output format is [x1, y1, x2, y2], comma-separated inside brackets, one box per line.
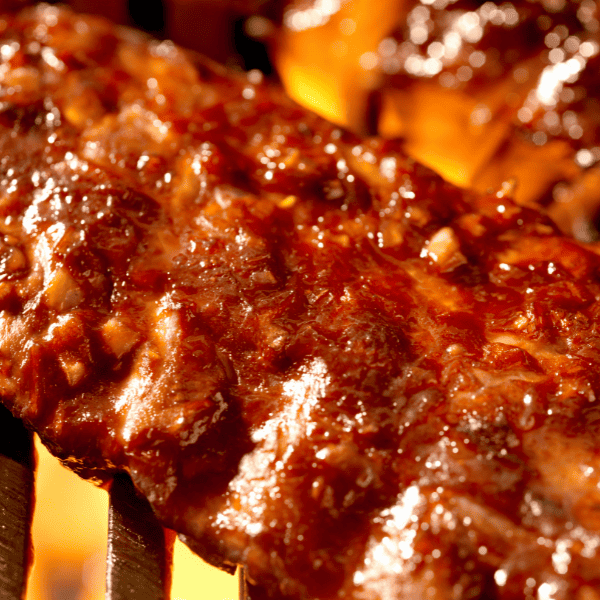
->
[0, 405, 258, 600]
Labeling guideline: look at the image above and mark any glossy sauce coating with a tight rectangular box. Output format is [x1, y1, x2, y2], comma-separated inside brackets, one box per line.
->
[2, 6, 600, 599]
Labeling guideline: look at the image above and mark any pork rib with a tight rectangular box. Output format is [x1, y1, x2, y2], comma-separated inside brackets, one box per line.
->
[1, 5, 600, 599]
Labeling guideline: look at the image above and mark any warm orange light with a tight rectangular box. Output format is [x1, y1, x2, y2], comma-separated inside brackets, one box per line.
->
[377, 83, 579, 204]
[274, 3, 582, 210]
[275, 0, 408, 132]
[28, 438, 238, 600]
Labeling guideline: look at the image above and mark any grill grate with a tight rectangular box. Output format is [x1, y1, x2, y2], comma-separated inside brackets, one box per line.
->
[107, 474, 175, 600]
[0, 406, 34, 600]
[0, 407, 248, 600]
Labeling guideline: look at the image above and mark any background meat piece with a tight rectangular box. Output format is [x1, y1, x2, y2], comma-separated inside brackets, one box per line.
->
[270, 0, 600, 240]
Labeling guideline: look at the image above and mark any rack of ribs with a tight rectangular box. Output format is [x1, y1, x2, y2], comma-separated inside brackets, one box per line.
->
[2, 4, 600, 599]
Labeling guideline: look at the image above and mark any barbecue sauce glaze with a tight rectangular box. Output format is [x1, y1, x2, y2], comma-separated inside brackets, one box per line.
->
[1, 5, 600, 599]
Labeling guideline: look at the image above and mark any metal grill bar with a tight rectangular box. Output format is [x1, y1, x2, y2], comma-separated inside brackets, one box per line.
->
[240, 572, 270, 600]
[106, 473, 175, 600]
[0, 406, 34, 600]
[240, 567, 247, 600]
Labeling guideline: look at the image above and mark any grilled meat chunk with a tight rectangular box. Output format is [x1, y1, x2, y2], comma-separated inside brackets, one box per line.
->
[2, 5, 600, 599]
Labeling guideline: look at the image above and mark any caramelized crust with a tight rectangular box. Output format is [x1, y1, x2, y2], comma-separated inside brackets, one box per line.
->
[3, 5, 600, 599]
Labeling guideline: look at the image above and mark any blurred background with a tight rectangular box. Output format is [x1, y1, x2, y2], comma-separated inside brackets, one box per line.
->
[43, 0, 277, 72]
